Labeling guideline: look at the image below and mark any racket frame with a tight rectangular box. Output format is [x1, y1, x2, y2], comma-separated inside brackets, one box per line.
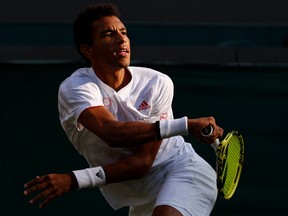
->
[216, 130, 244, 199]
[200, 126, 244, 199]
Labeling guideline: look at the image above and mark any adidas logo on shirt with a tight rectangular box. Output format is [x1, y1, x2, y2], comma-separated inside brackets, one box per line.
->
[137, 100, 150, 111]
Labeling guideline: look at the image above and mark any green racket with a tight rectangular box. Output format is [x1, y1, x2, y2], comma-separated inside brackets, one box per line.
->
[201, 126, 244, 199]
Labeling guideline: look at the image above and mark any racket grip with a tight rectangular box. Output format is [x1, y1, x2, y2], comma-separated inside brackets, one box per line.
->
[201, 126, 220, 151]
[201, 125, 213, 136]
[211, 138, 220, 151]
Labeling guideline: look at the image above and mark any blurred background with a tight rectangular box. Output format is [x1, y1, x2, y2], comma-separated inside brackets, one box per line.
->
[1, 0, 287, 215]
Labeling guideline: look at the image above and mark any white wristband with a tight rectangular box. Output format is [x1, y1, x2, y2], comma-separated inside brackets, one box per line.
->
[159, 116, 188, 139]
[73, 166, 106, 189]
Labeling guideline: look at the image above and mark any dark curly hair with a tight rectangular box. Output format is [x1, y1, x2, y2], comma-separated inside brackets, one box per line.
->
[73, 3, 121, 61]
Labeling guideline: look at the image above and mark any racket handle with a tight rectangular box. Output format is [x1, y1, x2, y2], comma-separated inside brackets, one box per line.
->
[201, 126, 220, 151]
[201, 125, 213, 136]
[211, 138, 220, 151]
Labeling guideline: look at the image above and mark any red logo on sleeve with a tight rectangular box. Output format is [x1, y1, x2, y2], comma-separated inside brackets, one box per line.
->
[160, 112, 168, 120]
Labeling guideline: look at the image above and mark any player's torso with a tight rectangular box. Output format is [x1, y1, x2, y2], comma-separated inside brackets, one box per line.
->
[94, 66, 163, 123]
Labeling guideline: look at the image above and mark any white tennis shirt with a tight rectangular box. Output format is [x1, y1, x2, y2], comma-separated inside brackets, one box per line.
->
[58, 66, 193, 209]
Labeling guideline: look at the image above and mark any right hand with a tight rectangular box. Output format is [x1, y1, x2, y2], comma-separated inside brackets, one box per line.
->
[188, 116, 223, 144]
[24, 173, 78, 208]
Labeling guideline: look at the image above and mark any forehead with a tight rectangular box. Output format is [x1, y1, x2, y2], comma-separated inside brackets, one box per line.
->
[92, 16, 125, 33]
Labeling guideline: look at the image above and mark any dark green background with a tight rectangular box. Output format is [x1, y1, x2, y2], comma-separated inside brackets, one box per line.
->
[1, 62, 287, 215]
[2, 0, 288, 214]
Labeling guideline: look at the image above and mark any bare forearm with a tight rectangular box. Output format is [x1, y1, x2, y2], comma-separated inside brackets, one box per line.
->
[103, 117, 222, 147]
[79, 107, 157, 147]
[79, 107, 223, 147]
[102, 120, 156, 147]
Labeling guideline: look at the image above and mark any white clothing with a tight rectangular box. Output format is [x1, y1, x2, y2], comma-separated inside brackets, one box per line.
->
[58, 66, 217, 215]
[129, 144, 217, 216]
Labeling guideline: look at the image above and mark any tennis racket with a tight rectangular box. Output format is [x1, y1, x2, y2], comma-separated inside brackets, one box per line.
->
[201, 126, 244, 199]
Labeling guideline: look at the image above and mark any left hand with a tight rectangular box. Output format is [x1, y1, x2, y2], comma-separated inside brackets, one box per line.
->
[24, 173, 78, 208]
[188, 116, 223, 144]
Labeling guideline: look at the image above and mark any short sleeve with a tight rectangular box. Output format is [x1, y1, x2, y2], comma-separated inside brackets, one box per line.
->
[58, 76, 104, 130]
[151, 73, 174, 120]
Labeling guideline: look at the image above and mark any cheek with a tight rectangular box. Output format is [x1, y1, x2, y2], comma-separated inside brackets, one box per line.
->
[92, 44, 111, 57]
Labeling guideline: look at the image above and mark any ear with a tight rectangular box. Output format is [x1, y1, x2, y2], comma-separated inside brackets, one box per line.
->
[80, 44, 94, 59]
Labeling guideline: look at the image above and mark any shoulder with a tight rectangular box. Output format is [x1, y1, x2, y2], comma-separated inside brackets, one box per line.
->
[59, 67, 96, 92]
[58, 67, 103, 104]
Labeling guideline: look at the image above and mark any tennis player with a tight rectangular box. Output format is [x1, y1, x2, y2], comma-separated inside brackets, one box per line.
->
[24, 3, 223, 216]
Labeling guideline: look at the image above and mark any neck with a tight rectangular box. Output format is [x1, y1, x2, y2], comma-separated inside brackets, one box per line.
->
[93, 66, 131, 91]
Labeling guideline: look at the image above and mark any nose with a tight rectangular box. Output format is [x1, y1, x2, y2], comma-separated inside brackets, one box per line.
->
[116, 31, 127, 44]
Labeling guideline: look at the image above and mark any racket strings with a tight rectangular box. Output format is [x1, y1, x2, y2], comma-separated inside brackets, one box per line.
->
[217, 132, 244, 199]
[222, 137, 241, 193]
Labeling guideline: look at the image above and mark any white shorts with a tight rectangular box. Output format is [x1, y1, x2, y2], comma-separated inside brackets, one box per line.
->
[129, 144, 218, 216]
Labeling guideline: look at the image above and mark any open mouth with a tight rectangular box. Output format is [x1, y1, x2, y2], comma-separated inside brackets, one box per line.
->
[115, 48, 129, 57]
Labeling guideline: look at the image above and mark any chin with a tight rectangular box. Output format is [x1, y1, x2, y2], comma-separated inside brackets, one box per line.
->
[119, 60, 130, 68]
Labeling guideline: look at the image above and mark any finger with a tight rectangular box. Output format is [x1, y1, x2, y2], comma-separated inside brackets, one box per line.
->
[219, 127, 224, 136]
[24, 176, 46, 189]
[24, 181, 49, 196]
[28, 187, 52, 205]
[208, 116, 215, 124]
[215, 126, 224, 138]
[39, 193, 56, 208]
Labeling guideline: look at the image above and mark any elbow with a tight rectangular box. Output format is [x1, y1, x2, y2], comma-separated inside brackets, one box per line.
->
[139, 166, 151, 178]
[135, 157, 154, 178]
[135, 167, 151, 179]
